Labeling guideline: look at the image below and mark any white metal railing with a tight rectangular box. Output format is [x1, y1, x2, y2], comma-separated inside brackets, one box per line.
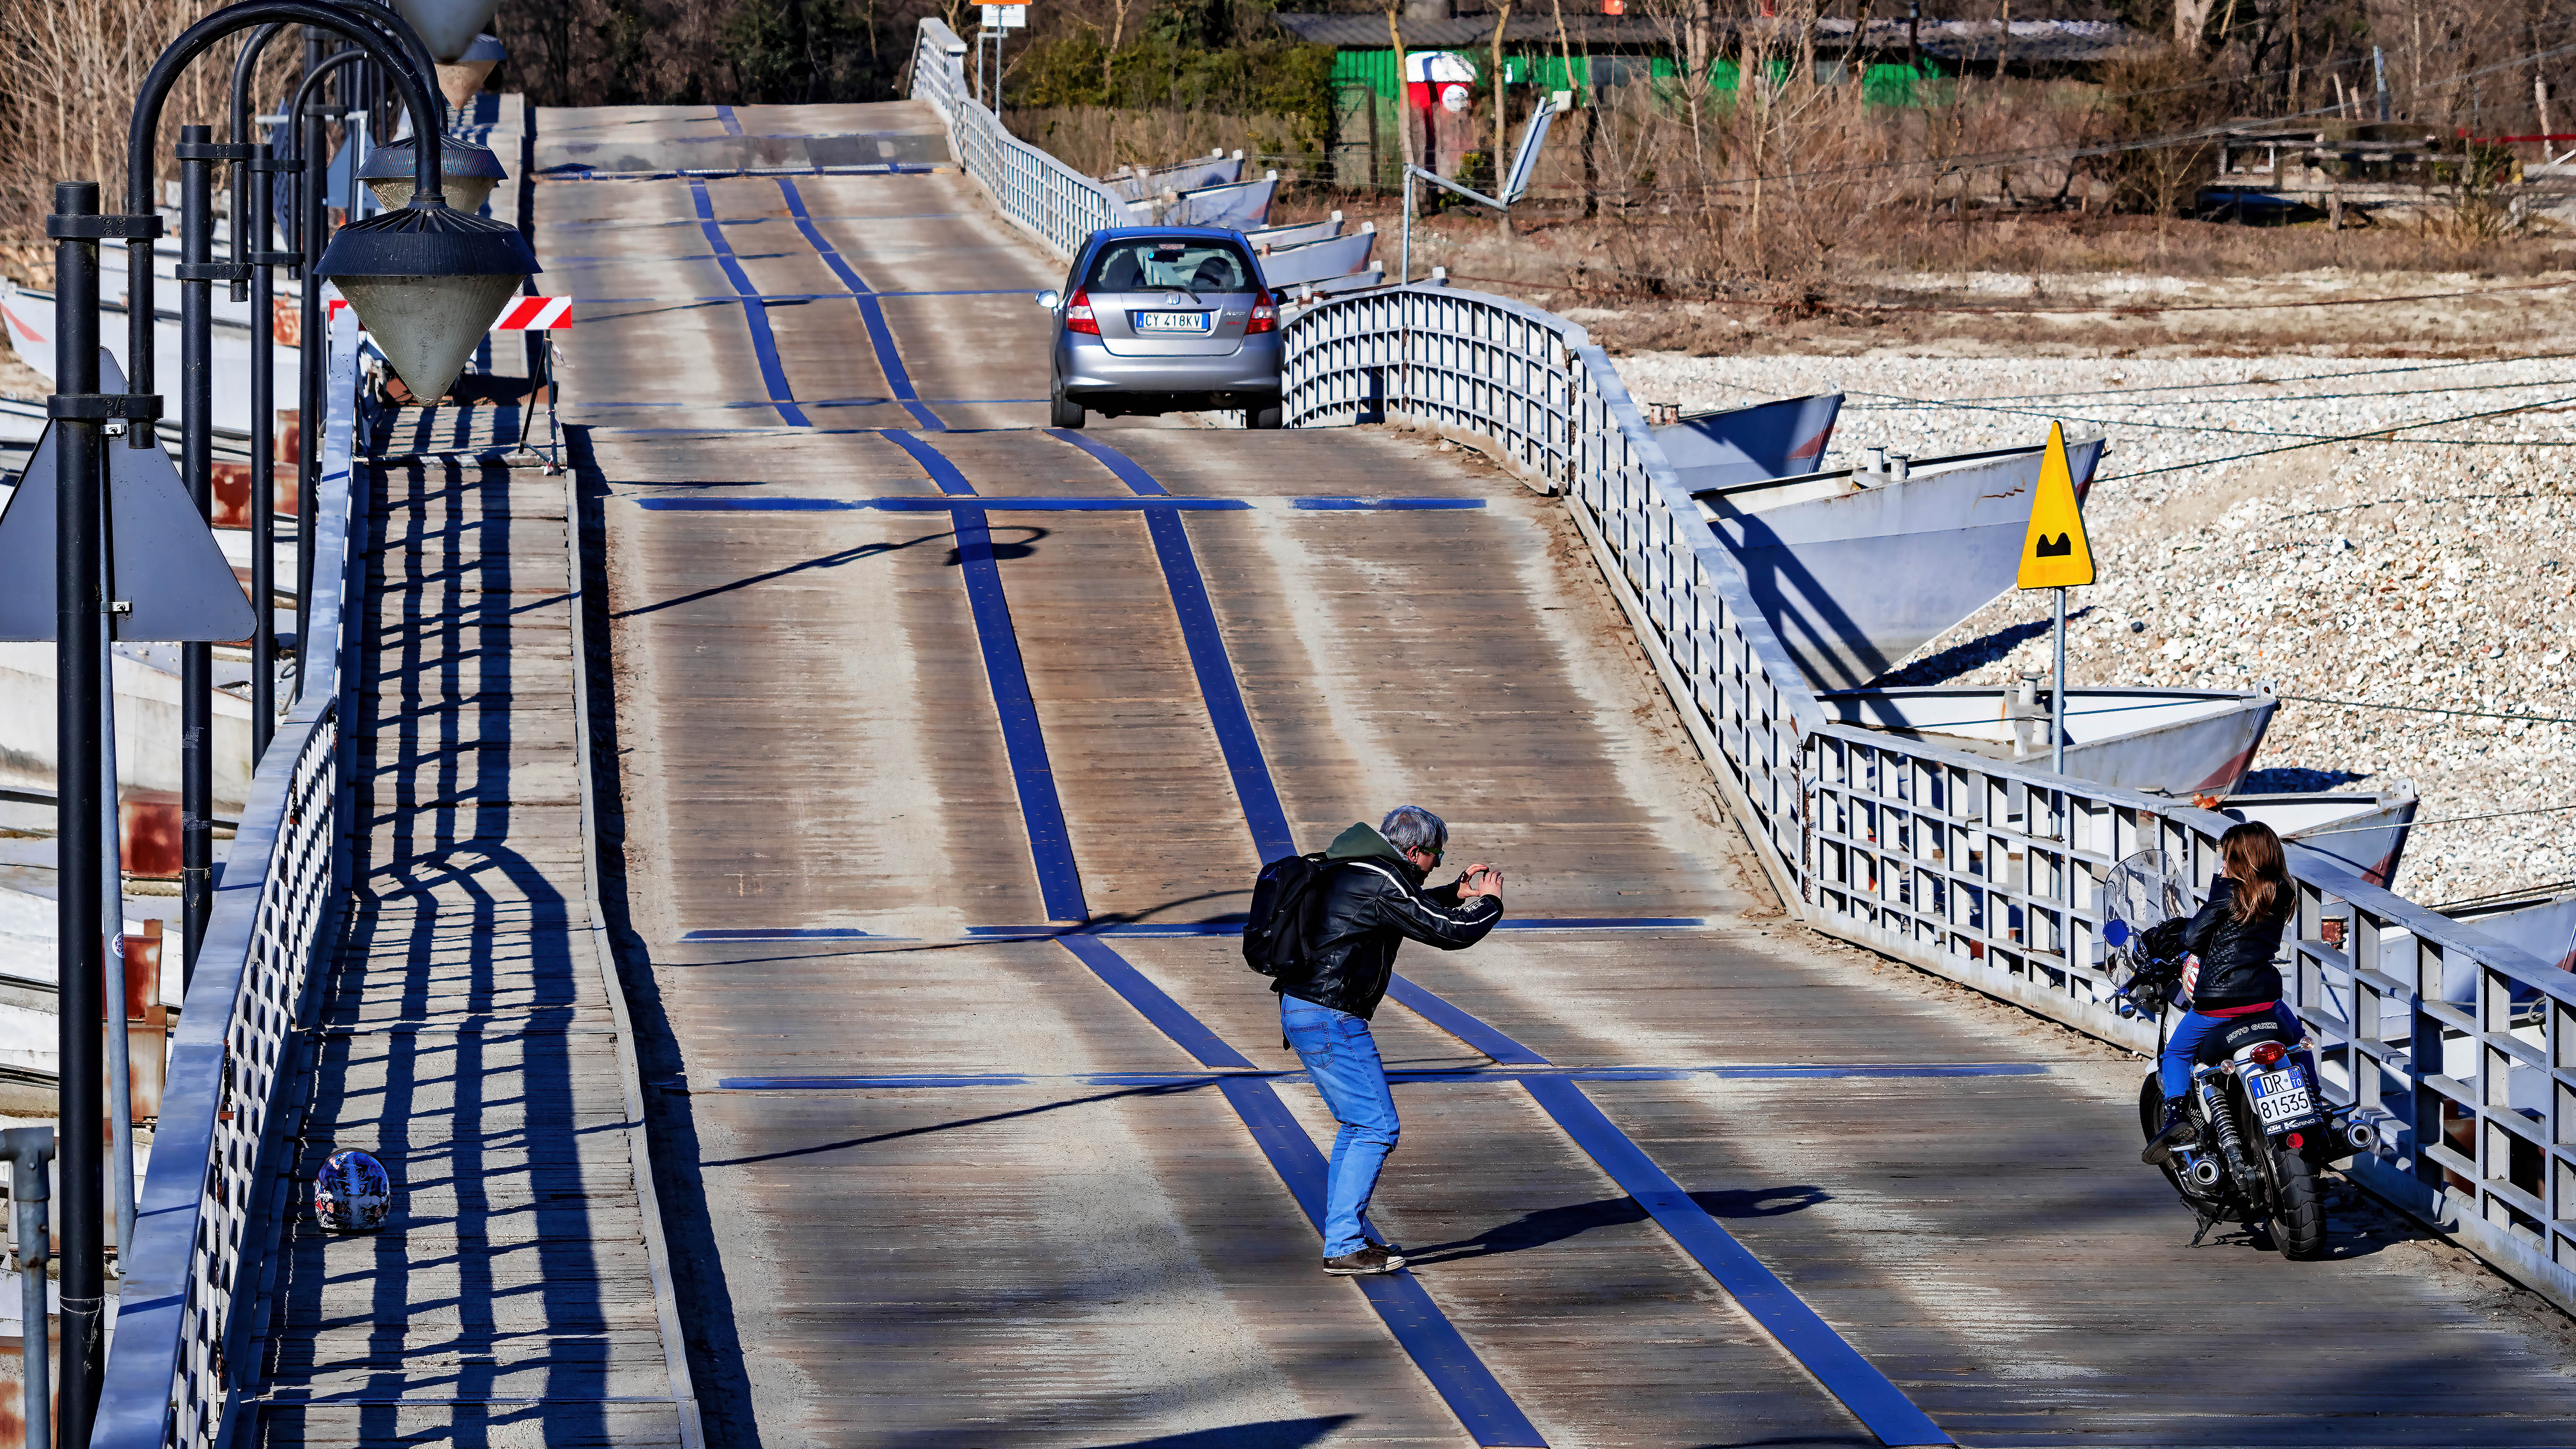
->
[1278, 282, 2576, 1317]
[906, 18, 1130, 260]
[915, 10, 2576, 1317]
[97, 314, 369, 1449]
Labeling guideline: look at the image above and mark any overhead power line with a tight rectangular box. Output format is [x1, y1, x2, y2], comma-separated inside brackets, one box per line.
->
[2272, 692, 2576, 726]
[2298, 801, 2576, 836]
[2092, 391, 2576, 480]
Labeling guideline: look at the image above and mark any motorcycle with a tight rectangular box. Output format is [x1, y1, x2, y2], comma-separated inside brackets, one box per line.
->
[2102, 852, 2378, 1259]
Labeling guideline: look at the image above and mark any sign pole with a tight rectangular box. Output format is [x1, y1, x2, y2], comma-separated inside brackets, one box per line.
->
[2051, 583, 2067, 776]
[2013, 418, 2093, 780]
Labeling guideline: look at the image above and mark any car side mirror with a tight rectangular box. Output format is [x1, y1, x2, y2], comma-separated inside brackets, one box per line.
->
[1035, 289, 1061, 310]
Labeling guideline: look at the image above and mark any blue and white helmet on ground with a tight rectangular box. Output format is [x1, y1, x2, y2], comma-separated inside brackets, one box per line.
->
[315, 1149, 391, 1232]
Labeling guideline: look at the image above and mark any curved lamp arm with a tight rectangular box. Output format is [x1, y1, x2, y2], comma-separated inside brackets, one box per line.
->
[120, 0, 451, 423]
[284, 49, 370, 256]
[133, 0, 444, 217]
[227, 22, 286, 147]
[228, 22, 284, 279]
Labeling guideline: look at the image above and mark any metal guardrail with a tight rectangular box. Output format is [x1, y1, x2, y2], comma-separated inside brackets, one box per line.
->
[1275, 279, 2576, 1316]
[97, 313, 369, 1449]
[906, 18, 1130, 261]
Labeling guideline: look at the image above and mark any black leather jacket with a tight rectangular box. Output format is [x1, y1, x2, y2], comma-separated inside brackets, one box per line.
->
[1276, 827, 1503, 1019]
[2181, 876, 2288, 1012]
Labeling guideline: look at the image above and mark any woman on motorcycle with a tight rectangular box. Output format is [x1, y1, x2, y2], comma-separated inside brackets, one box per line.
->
[2143, 820, 2304, 1164]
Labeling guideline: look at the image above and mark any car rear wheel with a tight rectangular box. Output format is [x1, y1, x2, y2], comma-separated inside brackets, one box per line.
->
[1250, 395, 1284, 430]
[1050, 383, 1085, 429]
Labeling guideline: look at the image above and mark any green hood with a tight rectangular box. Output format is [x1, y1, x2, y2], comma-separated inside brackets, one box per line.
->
[1324, 821, 1407, 863]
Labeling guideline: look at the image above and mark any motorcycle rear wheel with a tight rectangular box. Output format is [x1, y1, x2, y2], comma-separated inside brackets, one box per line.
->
[2267, 1143, 2328, 1260]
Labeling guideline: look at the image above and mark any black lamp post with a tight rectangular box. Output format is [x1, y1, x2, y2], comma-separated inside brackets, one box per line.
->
[229, 24, 301, 761]
[289, 47, 370, 713]
[47, 4, 536, 1440]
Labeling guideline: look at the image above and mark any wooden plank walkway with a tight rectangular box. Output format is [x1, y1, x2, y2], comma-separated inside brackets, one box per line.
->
[246, 429, 694, 1446]
[536, 102, 2576, 1449]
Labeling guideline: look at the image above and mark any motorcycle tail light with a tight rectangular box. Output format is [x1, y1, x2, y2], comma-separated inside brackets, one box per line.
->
[2250, 1041, 2286, 1067]
[2285, 1131, 2305, 1150]
[1066, 288, 1100, 335]
[1247, 289, 1278, 334]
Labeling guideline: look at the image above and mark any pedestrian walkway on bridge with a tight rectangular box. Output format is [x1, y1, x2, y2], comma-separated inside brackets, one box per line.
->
[242, 101, 2576, 1448]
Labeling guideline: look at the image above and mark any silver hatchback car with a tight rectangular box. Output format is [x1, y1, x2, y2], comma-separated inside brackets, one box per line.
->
[1038, 227, 1284, 429]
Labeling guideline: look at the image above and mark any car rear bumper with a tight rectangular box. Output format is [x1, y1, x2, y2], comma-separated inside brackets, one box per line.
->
[1055, 335, 1284, 396]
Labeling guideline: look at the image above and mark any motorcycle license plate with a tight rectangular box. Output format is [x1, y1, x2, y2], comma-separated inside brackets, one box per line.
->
[2250, 1068, 2315, 1128]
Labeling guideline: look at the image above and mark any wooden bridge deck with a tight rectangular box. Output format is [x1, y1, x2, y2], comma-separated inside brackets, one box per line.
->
[243, 100, 2576, 1448]
[243, 441, 692, 1446]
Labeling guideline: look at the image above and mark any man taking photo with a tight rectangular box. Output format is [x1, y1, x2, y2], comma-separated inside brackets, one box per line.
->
[1278, 805, 1504, 1276]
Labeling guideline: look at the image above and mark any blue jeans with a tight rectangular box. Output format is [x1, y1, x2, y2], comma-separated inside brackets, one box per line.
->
[2160, 1001, 2303, 1100]
[1281, 994, 1401, 1258]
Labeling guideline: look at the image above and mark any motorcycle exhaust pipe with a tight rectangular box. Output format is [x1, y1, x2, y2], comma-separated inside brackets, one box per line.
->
[2344, 1120, 2376, 1153]
[2189, 1158, 2223, 1188]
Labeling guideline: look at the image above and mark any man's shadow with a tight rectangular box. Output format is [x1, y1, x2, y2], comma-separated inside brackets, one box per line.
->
[1399, 1185, 1830, 1264]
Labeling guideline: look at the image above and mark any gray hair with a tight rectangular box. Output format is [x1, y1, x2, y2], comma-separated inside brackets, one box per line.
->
[1380, 805, 1448, 856]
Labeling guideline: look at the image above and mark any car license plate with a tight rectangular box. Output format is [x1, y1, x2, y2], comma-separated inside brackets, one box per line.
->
[1137, 311, 1211, 333]
[2250, 1068, 2315, 1128]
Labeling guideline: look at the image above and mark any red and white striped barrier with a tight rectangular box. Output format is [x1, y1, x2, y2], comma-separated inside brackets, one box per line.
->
[320, 296, 570, 333]
[491, 296, 573, 331]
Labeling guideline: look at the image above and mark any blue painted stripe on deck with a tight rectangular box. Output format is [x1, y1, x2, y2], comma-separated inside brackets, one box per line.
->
[1218, 1075, 1550, 1446]
[685, 178, 809, 427]
[1048, 431, 1298, 861]
[564, 290, 1027, 301]
[774, 177, 945, 430]
[1518, 1076, 1953, 1447]
[879, 429, 981, 498]
[880, 431, 1086, 918]
[1056, 935, 1257, 1071]
[681, 927, 883, 940]
[1050, 922, 1546, 1441]
[715, 1063, 2052, 1090]
[575, 397, 1044, 410]
[635, 496, 1254, 512]
[551, 211, 967, 231]
[539, 163, 942, 182]
[1381, 975, 1552, 1066]
[1294, 497, 1488, 510]
[954, 917, 1709, 937]
[713, 105, 743, 136]
[1048, 427, 1171, 494]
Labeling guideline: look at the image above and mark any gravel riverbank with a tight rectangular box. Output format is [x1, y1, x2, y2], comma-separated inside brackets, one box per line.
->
[1612, 351, 2576, 909]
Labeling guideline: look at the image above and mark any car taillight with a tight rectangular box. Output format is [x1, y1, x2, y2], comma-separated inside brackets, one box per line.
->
[1246, 289, 1277, 334]
[1065, 288, 1099, 335]
[2250, 1041, 2285, 1067]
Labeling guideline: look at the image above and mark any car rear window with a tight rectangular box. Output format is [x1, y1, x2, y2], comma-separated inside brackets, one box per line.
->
[1085, 239, 1257, 293]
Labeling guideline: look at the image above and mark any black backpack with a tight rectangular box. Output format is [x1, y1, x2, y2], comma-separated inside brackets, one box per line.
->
[1242, 852, 1332, 978]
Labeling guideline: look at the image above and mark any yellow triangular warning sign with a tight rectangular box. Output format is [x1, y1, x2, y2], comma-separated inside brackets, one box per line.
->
[2016, 421, 2094, 590]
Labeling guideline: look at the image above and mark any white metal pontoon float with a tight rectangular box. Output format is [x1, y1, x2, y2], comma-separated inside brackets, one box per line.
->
[1690, 432, 2108, 692]
[1817, 683, 2275, 797]
[2227, 784, 2419, 889]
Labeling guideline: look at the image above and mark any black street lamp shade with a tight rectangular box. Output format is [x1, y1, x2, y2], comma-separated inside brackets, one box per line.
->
[317, 203, 540, 401]
[393, 0, 504, 63]
[358, 134, 509, 214]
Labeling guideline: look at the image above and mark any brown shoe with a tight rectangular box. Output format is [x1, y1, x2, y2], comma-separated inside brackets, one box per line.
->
[1323, 1244, 1407, 1276]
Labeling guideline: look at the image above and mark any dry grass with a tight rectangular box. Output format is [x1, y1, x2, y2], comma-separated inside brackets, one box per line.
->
[0, 0, 304, 249]
[1004, 106, 1316, 179]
